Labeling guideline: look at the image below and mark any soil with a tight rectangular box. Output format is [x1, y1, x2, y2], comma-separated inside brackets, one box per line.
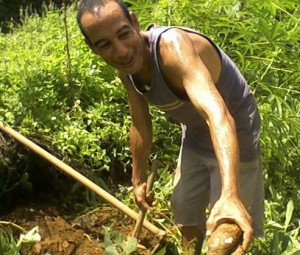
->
[0, 133, 168, 255]
[1, 200, 163, 255]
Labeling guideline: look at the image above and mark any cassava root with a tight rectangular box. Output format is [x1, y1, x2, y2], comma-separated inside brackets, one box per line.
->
[207, 223, 244, 255]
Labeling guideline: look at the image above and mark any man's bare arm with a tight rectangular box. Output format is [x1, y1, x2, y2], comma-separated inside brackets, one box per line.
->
[159, 29, 239, 198]
[119, 72, 153, 210]
[158, 29, 253, 251]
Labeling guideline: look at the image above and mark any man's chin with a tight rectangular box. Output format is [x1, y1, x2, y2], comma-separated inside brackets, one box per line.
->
[113, 61, 142, 75]
[120, 66, 141, 76]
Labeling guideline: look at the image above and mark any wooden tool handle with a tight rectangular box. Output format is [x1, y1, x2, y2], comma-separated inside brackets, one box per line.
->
[0, 122, 165, 237]
[132, 159, 159, 238]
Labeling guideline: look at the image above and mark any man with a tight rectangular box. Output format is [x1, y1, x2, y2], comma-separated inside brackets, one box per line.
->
[77, 0, 264, 253]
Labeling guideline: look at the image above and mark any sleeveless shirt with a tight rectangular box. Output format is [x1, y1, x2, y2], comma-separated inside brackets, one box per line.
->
[128, 25, 260, 161]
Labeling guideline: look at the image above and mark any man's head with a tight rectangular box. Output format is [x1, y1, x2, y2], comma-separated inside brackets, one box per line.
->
[77, 0, 131, 43]
[77, 0, 146, 75]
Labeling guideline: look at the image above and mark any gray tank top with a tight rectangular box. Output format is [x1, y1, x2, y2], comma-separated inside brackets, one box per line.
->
[128, 25, 260, 161]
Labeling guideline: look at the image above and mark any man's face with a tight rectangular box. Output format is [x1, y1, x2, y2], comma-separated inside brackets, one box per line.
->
[80, 2, 144, 75]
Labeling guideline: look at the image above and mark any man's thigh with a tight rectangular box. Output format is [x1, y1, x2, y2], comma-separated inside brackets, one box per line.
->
[171, 147, 210, 228]
[171, 146, 264, 236]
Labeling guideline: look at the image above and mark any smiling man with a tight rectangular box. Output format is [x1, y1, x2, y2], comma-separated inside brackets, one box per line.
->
[77, 0, 264, 253]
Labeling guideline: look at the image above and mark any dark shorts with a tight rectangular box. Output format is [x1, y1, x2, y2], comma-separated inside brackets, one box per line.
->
[170, 146, 264, 236]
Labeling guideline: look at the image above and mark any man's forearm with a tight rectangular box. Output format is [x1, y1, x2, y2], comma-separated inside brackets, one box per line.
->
[130, 123, 153, 187]
[210, 113, 239, 197]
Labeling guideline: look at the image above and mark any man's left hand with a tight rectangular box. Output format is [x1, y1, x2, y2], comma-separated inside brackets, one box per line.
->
[206, 195, 253, 252]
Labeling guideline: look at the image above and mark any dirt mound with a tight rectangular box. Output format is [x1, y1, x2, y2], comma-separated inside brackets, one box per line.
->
[0, 132, 173, 254]
[2, 203, 161, 255]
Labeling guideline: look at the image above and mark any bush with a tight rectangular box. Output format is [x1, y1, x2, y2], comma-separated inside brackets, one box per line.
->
[0, 1, 299, 253]
[0, 4, 180, 200]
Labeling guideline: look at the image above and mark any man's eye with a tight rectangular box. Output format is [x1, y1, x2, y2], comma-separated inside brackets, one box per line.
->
[120, 31, 130, 38]
[98, 42, 110, 49]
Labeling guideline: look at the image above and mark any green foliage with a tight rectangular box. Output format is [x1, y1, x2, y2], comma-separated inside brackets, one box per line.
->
[154, 242, 180, 255]
[249, 188, 300, 255]
[0, 1, 299, 254]
[0, 5, 131, 177]
[0, 222, 40, 255]
[104, 228, 137, 255]
[0, 227, 19, 255]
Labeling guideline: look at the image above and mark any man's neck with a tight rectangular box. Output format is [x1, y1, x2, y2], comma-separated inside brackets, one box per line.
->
[132, 36, 152, 86]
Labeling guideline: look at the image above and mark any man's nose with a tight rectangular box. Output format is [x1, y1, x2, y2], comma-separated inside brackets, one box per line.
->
[114, 40, 129, 59]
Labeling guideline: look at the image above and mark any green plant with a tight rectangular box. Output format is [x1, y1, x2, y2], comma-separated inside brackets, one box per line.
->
[0, 226, 19, 255]
[249, 187, 300, 255]
[104, 228, 138, 255]
[0, 222, 41, 255]
[0, 2, 299, 254]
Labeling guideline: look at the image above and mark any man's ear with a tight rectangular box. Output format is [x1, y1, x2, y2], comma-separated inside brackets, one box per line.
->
[129, 11, 140, 31]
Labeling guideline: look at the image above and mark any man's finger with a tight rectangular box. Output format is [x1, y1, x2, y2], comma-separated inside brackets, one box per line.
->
[140, 202, 150, 211]
[241, 227, 253, 251]
[206, 218, 216, 235]
[136, 196, 150, 210]
[146, 191, 154, 205]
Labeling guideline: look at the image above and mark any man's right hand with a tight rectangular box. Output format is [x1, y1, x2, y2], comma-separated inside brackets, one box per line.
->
[133, 182, 153, 211]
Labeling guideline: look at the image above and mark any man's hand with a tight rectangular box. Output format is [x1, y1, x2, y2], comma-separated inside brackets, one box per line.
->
[206, 196, 253, 252]
[133, 181, 154, 212]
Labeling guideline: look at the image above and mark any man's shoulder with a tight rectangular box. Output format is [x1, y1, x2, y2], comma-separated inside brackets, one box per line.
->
[157, 28, 192, 60]
[159, 27, 189, 45]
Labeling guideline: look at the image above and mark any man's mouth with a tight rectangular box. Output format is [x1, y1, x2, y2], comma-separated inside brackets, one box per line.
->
[122, 56, 134, 67]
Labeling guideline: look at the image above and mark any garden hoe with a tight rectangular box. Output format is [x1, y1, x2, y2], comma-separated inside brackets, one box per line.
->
[131, 159, 168, 253]
[1, 122, 244, 254]
[130, 159, 179, 255]
[132, 160, 158, 239]
[0, 122, 167, 248]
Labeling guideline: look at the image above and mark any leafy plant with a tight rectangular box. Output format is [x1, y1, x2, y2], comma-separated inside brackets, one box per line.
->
[0, 226, 19, 255]
[0, 1, 299, 254]
[249, 189, 300, 255]
[0, 222, 41, 255]
[104, 228, 137, 255]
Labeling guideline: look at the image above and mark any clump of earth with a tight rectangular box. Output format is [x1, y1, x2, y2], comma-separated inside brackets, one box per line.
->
[3, 202, 161, 255]
[0, 132, 167, 254]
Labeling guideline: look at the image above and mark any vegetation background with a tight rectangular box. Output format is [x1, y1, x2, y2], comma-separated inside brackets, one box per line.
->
[0, 0, 299, 254]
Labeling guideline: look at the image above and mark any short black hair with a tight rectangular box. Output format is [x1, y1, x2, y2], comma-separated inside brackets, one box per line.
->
[77, 0, 131, 42]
